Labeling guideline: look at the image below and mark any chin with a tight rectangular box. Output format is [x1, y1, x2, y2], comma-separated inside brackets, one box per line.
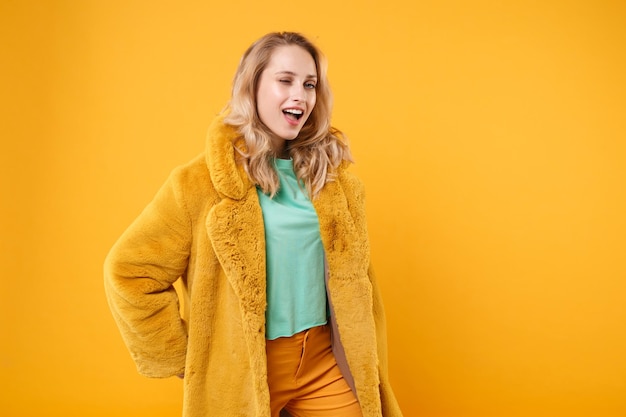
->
[280, 130, 301, 140]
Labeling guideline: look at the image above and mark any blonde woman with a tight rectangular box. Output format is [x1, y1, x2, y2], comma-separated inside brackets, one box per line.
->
[105, 31, 402, 417]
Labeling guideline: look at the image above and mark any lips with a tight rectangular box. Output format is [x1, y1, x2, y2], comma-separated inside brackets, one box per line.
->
[282, 108, 304, 122]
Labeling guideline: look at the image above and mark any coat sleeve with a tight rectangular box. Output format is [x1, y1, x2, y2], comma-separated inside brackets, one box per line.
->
[368, 264, 404, 415]
[104, 167, 191, 378]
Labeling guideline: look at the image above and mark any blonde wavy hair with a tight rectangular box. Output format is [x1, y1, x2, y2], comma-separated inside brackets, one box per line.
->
[223, 32, 352, 198]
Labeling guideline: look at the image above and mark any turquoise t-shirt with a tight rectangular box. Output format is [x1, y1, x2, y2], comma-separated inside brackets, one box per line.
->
[256, 158, 327, 340]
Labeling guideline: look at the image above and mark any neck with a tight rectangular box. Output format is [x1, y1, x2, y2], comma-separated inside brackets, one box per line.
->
[270, 137, 290, 159]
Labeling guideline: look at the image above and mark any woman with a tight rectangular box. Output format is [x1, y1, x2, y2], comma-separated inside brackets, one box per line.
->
[104, 31, 403, 417]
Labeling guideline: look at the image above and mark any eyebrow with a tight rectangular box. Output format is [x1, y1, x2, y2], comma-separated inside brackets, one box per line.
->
[274, 70, 317, 79]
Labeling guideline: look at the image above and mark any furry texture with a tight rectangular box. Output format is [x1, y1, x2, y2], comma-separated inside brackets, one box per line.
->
[104, 117, 403, 416]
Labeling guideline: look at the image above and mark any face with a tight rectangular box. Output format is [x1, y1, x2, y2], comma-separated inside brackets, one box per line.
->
[256, 45, 317, 148]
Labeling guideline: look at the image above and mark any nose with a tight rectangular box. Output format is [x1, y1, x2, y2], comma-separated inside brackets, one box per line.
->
[291, 84, 306, 102]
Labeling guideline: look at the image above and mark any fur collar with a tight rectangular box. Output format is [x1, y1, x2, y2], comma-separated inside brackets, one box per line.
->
[204, 115, 251, 200]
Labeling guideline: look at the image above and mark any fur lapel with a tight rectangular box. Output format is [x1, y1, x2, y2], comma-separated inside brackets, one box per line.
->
[314, 178, 382, 415]
[204, 117, 267, 328]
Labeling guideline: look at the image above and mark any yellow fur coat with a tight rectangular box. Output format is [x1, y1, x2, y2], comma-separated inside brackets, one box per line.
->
[104, 117, 403, 416]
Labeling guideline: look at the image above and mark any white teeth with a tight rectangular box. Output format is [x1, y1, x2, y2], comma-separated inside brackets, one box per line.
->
[284, 108, 303, 115]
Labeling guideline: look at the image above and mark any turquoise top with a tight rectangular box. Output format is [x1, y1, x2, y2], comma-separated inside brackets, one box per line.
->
[257, 158, 327, 340]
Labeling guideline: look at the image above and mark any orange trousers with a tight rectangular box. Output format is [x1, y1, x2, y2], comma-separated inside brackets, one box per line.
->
[266, 324, 363, 417]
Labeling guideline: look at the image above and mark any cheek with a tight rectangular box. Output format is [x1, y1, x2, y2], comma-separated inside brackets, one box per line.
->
[262, 80, 280, 97]
[256, 89, 275, 117]
[256, 79, 277, 112]
[309, 94, 317, 112]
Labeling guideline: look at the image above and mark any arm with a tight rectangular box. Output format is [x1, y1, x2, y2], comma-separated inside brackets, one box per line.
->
[104, 168, 191, 378]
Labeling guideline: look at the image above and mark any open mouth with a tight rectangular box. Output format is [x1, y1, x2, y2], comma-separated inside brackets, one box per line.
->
[283, 108, 304, 121]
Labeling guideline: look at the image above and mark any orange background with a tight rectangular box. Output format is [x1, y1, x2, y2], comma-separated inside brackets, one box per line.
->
[2, 1, 625, 416]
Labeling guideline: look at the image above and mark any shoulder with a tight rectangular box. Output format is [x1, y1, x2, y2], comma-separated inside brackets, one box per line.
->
[169, 153, 211, 187]
[336, 164, 366, 201]
[164, 153, 219, 213]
